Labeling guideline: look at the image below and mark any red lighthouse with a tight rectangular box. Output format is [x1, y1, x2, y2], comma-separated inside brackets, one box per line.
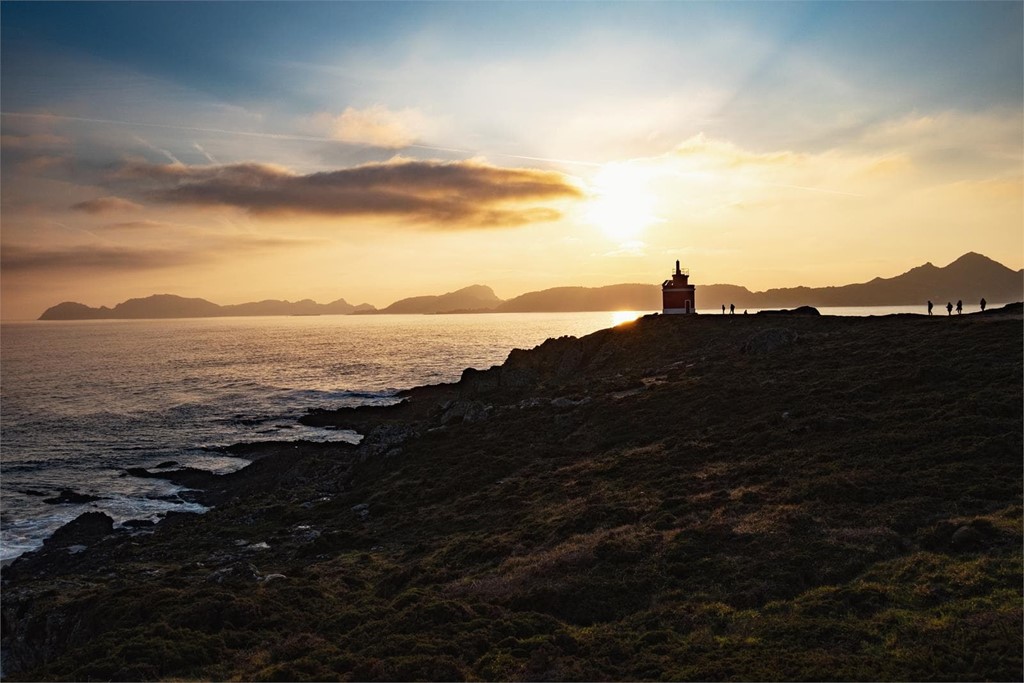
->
[662, 260, 696, 314]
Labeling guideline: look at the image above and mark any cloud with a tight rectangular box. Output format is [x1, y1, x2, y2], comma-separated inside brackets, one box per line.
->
[1, 132, 73, 176]
[1, 235, 318, 274]
[0, 244, 199, 272]
[0, 133, 69, 150]
[97, 219, 175, 231]
[112, 158, 583, 228]
[71, 196, 145, 214]
[313, 105, 433, 148]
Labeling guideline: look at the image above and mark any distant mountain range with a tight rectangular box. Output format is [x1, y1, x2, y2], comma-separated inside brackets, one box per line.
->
[370, 284, 502, 314]
[38, 252, 1023, 320]
[39, 295, 375, 320]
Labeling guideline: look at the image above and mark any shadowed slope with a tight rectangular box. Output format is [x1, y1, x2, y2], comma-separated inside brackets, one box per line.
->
[3, 307, 1021, 681]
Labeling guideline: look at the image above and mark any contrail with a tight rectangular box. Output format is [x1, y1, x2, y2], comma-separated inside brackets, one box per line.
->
[1, 111, 600, 168]
[132, 134, 181, 165]
[193, 142, 218, 164]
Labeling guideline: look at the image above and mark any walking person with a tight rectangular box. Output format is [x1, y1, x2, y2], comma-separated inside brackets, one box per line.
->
[729, 303, 735, 315]
[980, 298, 987, 312]
[946, 302, 953, 316]
[956, 300, 963, 315]
[722, 304, 726, 314]
[927, 300, 933, 316]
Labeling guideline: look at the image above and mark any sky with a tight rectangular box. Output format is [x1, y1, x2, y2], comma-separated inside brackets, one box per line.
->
[2, 1, 1021, 320]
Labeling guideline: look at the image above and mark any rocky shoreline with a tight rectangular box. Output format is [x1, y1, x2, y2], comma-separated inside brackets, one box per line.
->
[2, 306, 1022, 680]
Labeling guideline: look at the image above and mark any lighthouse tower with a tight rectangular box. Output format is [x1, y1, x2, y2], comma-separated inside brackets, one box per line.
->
[662, 260, 696, 314]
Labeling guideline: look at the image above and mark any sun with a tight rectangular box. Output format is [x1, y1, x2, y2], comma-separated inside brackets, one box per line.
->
[585, 163, 661, 242]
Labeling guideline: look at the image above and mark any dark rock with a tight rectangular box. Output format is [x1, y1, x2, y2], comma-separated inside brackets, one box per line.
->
[154, 460, 179, 469]
[126, 466, 221, 489]
[950, 525, 983, 550]
[18, 489, 47, 497]
[43, 512, 114, 548]
[42, 489, 103, 505]
[742, 328, 798, 354]
[122, 519, 156, 528]
[442, 400, 491, 424]
[757, 306, 820, 316]
[551, 396, 590, 409]
[459, 366, 502, 396]
[359, 424, 418, 458]
[206, 561, 261, 584]
[160, 511, 202, 528]
[500, 366, 539, 389]
[555, 345, 584, 377]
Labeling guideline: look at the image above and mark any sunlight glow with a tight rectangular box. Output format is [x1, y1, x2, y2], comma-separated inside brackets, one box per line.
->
[585, 163, 662, 242]
[610, 310, 644, 326]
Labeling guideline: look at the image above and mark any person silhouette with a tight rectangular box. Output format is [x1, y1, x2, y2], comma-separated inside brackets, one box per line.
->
[946, 302, 953, 316]
[729, 304, 735, 315]
[722, 304, 726, 314]
[956, 300, 962, 315]
[927, 300, 933, 316]
[980, 297, 987, 312]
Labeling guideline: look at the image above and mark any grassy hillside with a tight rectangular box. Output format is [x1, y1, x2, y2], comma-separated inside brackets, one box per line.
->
[3, 308, 1021, 681]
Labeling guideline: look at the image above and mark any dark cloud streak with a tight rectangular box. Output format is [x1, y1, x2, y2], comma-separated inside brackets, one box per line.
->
[1, 244, 199, 272]
[113, 159, 583, 228]
[71, 196, 144, 214]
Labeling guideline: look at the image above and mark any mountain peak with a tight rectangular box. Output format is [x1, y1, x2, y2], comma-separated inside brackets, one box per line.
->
[948, 252, 995, 266]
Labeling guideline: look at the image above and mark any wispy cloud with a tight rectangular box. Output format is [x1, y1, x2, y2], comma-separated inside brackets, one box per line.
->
[313, 105, 433, 149]
[0, 133, 69, 150]
[112, 158, 583, 228]
[0, 244, 198, 272]
[71, 196, 145, 214]
[193, 142, 218, 164]
[133, 135, 182, 165]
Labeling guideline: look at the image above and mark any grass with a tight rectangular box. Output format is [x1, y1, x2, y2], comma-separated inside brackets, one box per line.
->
[2, 311, 1021, 681]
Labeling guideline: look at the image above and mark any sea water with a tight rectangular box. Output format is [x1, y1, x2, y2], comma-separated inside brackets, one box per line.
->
[0, 305, 981, 560]
[0, 312, 659, 560]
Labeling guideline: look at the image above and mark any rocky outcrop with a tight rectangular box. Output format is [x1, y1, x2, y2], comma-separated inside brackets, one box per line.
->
[42, 489, 103, 505]
[756, 306, 820, 316]
[43, 512, 114, 548]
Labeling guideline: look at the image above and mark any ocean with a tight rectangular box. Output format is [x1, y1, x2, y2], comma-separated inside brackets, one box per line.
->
[0, 305, 982, 561]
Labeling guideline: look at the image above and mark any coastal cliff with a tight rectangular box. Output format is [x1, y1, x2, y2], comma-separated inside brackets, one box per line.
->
[3, 307, 1022, 681]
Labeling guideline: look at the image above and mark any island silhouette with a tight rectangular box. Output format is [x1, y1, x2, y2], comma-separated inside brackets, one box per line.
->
[38, 252, 1023, 320]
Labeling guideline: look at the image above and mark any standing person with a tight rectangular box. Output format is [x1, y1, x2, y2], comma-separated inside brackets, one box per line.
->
[946, 302, 953, 316]
[729, 304, 735, 315]
[927, 300, 934, 315]
[980, 298, 987, 311]
[722, 304, 726, 314]
[956, 300, 963, 315]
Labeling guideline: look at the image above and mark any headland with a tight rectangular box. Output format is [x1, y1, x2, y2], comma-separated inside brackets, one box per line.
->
[2, 306, 1021, 680]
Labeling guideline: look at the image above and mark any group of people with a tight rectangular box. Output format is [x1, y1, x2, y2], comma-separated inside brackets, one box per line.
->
[927, 298, 986, 316]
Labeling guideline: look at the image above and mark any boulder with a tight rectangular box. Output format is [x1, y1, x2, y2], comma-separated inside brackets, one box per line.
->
[441, 400, 490, 425]
[42, 489, 102, 505]
[44, 512, 114, 548]
[122, 519, 156, 528]
[756, 306, 820, 316]
[359, 424, 418, 459]
[950, 525, 983, 550]
[459, 367, 501, 396]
